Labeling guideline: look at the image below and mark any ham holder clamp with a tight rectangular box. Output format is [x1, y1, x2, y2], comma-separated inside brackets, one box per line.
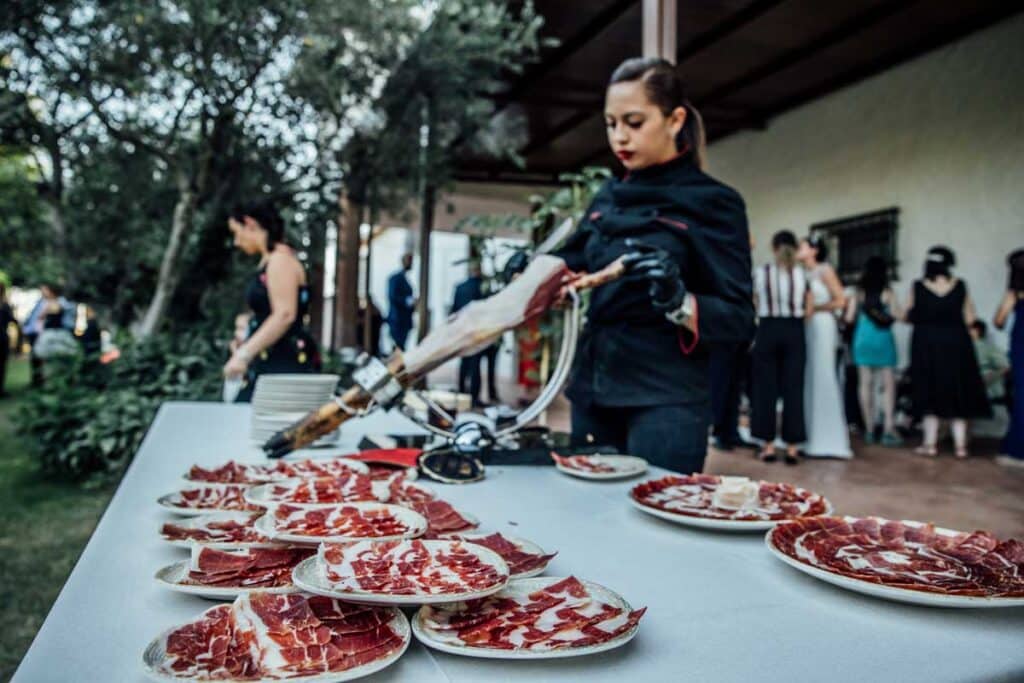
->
[262, 255, 627, 479]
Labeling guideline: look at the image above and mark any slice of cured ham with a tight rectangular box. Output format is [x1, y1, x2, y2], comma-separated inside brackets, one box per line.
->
[550, 453, 616, 473]
[183, 546, 314, 589]
[267, 503, 419, 540]
[257, 473, 377, 505]
[162, 513, 270, 545]
[381, 476, 436, 505]
[456, 533, 557, 577]
[419, 576, 645, 651]
[770, 516, 1024, 598]
[407, 500, 479, 537]
[165, 485, 261, 512]
[186, 458, 367, 485]
[318, 539, 508, 596]
[630, 474, 830, 521]
[156, 593, 404, 679]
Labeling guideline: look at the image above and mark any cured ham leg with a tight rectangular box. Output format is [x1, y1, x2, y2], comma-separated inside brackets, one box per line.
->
[264, 255, 625, 458]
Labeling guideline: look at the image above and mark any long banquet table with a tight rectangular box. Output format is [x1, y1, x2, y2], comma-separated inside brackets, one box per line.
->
[13, 402, 1024, 682]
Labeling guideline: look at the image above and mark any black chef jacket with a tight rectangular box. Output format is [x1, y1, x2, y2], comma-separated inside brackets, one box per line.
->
[553, 153, 755, 409]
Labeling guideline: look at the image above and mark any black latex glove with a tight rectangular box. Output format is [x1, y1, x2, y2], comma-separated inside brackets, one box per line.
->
[620, 239, 687, 313]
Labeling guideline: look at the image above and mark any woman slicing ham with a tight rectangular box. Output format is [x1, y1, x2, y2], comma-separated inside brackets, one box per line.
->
[552, 57, 755, 474]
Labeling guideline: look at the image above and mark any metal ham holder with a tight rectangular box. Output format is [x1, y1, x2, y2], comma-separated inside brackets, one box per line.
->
[262, 254, 626, 483]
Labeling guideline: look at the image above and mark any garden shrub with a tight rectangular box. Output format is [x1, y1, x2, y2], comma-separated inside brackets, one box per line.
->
[16, 330, 225, 483]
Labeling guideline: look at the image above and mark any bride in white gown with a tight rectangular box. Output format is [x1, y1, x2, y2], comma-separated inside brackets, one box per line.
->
[797, 237, 853, 458]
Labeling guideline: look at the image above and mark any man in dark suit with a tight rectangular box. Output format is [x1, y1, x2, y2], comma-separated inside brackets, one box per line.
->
[451, 262, 485, 406]
[386, 253, 415, 351]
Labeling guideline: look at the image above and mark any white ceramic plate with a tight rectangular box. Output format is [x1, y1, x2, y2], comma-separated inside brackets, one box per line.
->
[370, 479, 436, 503]
[553, 454, 648, 481]
[142, 605, 409, 682]
[158, 485, 259, 517]
[455, 533, 553, 579]
[764, 519, 1024, 608]
[291, 541, 510, 605]
[412, 576, 641, 659]
[160, 512, 277, 549]
[628, 494, 834, 532]
[183, 459, 371, 487]
[245, 478, 377, 508]
[254, 502, 428, 544]
[153, 561, 301, 600]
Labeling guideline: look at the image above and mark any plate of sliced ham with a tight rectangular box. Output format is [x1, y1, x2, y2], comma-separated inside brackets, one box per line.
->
[161, 512, 281, 549]
[184, 457, 369, 485]
[629, 474, 832, 531]
[412, 576, 646, 659]
[402, 499, 480, 537]
[766, 516, 1024, 607]
[245, 473, 378, 507]
[142, 592, 409, 682]
[255, 502, 427, 544]
[453, 532, 557, 579]
[551, 452, 648, 480]
[374, 477, 436, 505]
[155, 545, 314, 600]
[292, 539, 510, 605]
[159, 484, 262, 516]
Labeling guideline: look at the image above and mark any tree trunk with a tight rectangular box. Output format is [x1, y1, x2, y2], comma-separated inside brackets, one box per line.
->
[416, 94, 437, 343]
[137, 173, 197, 338]
[333, 192, 362, 348]
[362, 210, 375, 353]
[416, 181, 435, 342]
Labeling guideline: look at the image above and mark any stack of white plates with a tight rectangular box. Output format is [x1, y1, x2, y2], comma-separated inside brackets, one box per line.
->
[251, 374, 340, 445]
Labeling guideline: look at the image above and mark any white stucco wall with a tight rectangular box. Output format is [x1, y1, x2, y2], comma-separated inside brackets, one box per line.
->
[707, 13, 1024, 359]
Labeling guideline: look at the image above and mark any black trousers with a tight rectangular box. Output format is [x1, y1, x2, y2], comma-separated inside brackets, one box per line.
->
[570, 401, 709, 474]
[709, 342, 748, 442]
[480, 343, 500, 403]
[750, 317, 806, 444]
[458, 352, 482, 404]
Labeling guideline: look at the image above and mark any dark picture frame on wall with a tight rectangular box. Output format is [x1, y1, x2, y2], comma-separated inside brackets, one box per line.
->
[809, 207, 900, 282]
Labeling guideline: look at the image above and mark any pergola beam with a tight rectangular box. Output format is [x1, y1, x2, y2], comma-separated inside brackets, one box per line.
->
[697, 0, 916, 107]
[676, 0, 788, 63]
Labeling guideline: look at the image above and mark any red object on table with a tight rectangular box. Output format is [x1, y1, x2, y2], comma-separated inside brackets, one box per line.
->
[345, 448, 422, 468]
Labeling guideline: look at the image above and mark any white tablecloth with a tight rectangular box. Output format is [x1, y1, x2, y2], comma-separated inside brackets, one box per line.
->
[13, 402, 1024, 682]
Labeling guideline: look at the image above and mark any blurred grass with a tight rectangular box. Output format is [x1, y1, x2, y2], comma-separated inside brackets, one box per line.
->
[0, 357, 117, 680]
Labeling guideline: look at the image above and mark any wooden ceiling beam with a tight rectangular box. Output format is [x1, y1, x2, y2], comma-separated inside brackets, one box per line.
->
[676, 0, 789, 63]
[696, 0, 917, 107]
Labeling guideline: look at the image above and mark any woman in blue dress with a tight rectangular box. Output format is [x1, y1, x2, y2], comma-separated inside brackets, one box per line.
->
[845, 256, 901, 446]
[995, 248, 1024, 466]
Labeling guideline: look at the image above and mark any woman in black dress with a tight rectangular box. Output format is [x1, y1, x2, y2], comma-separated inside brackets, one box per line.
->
[224, 201, 320, 402]
[906, 246, 990, 457]
[551, 58, 755, 474]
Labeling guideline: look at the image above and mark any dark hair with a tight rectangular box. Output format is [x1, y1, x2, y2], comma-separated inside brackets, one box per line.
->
[803, 235, 829, 263]
[1009, 248, 1024, 293]
[772, 230, 797, 251]
[859, 256, 889, 295]
[609, 57, 706, 170]
[771, 230, 797, 268]
[42, 282, 63, 297]
[230, 200, 285, 249]
[970, 320, 987, 338]
[923, 245, 954, 280]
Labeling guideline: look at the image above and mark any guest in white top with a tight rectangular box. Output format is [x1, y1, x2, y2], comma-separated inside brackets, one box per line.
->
[797, 236, 852, 458]
[751, 231, 809, 464]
